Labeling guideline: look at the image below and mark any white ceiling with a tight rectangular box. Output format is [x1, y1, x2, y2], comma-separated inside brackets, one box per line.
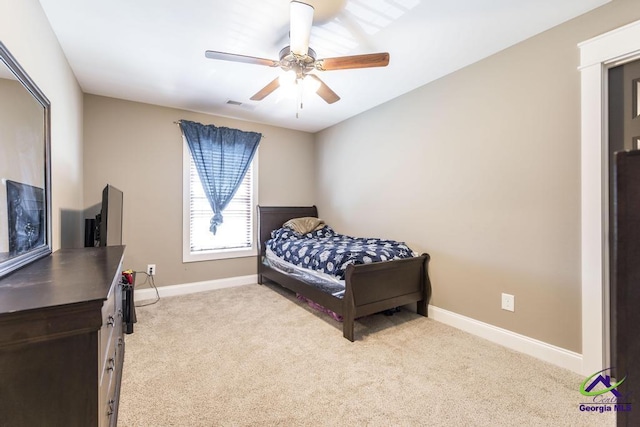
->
[38, 0, 609, 133]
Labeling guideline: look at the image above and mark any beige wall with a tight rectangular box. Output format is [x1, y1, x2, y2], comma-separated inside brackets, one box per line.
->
[83, 95, 315, 286]
[315, 0, 640, 353]
[0, 0, 85, 251]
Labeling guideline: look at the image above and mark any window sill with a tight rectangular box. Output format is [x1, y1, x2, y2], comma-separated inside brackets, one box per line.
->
[183, 247, 257, 263]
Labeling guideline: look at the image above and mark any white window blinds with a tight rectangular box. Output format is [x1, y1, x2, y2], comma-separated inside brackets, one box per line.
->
[188, 155, 254, 253]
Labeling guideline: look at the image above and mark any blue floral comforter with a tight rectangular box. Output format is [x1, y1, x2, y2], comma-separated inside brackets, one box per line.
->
[266, 226, 416, 280]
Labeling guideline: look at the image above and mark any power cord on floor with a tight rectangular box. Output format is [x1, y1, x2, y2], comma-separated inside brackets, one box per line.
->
[133, 271, 160, 307]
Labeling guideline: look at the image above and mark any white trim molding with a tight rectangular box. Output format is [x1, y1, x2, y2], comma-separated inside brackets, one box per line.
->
[429, 306, 582, 374]
[135, 274, 257, 301]
[578, 19, 640, 376]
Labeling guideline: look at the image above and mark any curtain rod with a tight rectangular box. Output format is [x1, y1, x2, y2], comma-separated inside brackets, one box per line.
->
[173, 121, 265, 138]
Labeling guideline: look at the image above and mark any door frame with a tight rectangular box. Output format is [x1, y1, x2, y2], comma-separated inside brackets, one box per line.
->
[579, 19, 640, 376]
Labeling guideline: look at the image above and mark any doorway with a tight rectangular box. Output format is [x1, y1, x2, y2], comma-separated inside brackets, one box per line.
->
[608, 58, 640, 376]
[579, 18, 640, 376]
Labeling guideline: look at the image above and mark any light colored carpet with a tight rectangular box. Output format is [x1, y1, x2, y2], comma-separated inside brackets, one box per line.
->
[118, 283, 614, 426]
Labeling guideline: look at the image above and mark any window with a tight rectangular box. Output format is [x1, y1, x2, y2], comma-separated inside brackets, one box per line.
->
[183, 143, 258, 262]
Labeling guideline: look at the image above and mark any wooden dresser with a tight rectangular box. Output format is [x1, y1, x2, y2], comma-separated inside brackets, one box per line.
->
[0, 246, 127, 427]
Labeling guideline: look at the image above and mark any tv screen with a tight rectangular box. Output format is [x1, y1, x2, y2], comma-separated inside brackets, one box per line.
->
[99, 184, 123, 247]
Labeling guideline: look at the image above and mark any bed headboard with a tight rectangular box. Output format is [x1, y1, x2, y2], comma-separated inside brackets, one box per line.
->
[256, 205, 317, 255]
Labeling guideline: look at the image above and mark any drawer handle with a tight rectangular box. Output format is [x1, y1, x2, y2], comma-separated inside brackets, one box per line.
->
[107, 399, 115, 416]
[117, 308, 123, 318]
[107, 357, 116, 372]
[107, 315, 115, 327]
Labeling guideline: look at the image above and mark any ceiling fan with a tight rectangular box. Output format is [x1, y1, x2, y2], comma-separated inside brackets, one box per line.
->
[205, 1, 390, 106]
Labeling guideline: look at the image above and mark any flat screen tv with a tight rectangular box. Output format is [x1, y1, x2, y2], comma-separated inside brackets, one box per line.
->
[98, 184, 123, 247]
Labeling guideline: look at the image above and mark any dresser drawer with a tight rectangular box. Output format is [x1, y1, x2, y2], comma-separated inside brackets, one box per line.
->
[99, 291, 115, 358]
[99, 335, 124, 427]
[100, 332, 117, 386]
[99, 280, 123, 365]
[99, 339, 119, 394]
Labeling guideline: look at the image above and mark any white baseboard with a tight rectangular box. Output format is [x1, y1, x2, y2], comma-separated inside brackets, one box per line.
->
[135, 274, 257, 301]
[428, 305, 583, 374]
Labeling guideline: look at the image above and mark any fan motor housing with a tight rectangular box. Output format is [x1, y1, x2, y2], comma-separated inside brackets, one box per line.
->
[279, 45, 317, 73]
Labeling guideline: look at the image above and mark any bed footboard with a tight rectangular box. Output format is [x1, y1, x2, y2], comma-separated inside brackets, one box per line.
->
[342, 253, 431, 341]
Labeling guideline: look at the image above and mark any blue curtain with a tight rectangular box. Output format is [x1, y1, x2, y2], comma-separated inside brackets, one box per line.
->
[179, 120, 261, 234]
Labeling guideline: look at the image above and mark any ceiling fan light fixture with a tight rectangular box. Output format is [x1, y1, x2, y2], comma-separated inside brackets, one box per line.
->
[279, 69, 297, 87]
[289, 1, 314, 56]
[204, 0, 388, 109]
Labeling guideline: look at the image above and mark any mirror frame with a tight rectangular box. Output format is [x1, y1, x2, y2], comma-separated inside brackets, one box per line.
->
[0, 41, 52, 278]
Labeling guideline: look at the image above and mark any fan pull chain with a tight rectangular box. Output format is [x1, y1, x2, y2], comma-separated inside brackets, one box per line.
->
[296, 78, 303, 119]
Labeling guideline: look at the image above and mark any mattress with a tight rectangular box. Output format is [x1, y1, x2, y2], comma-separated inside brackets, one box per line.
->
[266, 225, 416, 281]
[264, 248, 346, 298]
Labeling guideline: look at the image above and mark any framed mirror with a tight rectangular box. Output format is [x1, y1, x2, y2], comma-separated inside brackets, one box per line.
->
[0, 41, 52, 278]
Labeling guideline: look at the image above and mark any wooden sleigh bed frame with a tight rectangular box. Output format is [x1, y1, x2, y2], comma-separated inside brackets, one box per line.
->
[257, 205, 432, 341]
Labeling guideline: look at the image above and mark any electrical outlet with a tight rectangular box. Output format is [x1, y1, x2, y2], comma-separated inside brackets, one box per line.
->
[501, 293, 515, 312]
[147, 264, 156, 276]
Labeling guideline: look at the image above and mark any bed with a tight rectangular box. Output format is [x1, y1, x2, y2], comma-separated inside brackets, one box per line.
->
[257, 205, 432, 341]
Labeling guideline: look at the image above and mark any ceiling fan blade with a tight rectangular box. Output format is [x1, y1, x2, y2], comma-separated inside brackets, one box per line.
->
[290, 1, 314, 56]
[307, 74, 340, 104]
[316, 52, 390, 71]
[205, 50, 279, 67]
[250, 77, 281, 101]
